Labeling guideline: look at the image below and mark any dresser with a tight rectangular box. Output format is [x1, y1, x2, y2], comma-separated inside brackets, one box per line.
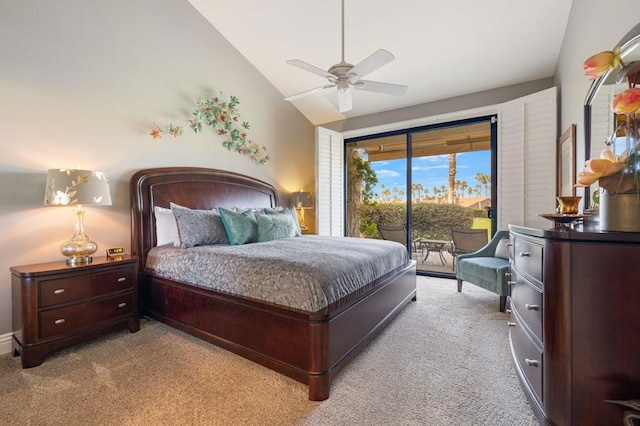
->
[509, 225, 640, 425]
[11, 255, 139, 368]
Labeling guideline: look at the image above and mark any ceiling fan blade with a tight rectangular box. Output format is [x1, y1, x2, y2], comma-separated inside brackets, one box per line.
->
[354, 80, 408, 96]
[286, 59, 335, 80]
[338, 89, 353, 112]
[348, 49, 395, 80]
[284, 84, 335, 101]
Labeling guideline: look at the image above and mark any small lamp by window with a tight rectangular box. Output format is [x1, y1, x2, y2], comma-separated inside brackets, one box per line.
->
[291, 190, 313, 232]
[44, 169, 112, 266]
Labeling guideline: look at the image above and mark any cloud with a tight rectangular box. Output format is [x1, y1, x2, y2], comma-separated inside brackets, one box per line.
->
[375, 169, 401, 178]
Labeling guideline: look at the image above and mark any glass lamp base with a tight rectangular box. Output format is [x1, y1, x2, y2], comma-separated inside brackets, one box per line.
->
[60, 204, 98, 266]
[61, 239, 97, 266]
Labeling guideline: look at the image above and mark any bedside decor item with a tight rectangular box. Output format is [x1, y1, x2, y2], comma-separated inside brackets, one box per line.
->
[291, 190, 312, 232]
[149, 92, 269, 165]
[578, 40, 640, 232]
[44, 169, 112, 265]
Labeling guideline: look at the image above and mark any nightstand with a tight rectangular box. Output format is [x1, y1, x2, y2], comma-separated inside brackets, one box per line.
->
[11, 255, 139, 368]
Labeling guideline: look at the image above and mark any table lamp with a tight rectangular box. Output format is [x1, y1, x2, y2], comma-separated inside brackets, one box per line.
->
[291, 190, 312, 232]
[44, 169, 112, 265]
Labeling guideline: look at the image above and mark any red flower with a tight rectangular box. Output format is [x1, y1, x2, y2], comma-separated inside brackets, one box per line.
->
[149, 129, 162, 139]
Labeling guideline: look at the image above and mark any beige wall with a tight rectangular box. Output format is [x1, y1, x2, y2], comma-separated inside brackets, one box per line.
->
[0, 0, 315, 336]
[556, 0, 640, 186]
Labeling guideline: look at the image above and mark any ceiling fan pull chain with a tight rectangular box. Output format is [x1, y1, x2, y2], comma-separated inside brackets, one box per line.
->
[341, 0, 345, 63]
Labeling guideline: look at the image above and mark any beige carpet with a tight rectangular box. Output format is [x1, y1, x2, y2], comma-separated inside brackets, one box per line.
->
[0, 277, 537, 425]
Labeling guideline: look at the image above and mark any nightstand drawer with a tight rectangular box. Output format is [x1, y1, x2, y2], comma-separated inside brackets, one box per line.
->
[39, 266, 135, 308]
[39, 292, 134, 339]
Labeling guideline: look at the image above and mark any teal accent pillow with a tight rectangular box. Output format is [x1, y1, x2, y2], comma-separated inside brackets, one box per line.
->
[219, 207, 258, 245]
[257, 212, 297, 242]
[262, 207, 302, 236]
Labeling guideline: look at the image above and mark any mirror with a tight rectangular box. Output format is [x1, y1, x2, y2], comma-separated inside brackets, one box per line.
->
[584, 23, 640, 208]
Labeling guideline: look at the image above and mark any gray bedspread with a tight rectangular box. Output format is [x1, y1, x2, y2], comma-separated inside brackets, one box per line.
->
[146, 235, 409, 312]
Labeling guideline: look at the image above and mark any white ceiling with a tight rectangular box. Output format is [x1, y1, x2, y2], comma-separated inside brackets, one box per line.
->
[188, 0, 573, 125]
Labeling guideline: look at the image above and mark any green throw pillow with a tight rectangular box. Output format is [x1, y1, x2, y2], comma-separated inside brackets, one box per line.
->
[219, 207, 258, 245]
[257, 212, 297, 242]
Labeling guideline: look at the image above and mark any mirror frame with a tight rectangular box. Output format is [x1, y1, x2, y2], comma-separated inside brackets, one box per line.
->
[583, 23, 640, 209]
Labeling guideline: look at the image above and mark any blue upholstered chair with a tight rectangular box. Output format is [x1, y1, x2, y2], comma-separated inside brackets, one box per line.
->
[455, 230, 510, 312]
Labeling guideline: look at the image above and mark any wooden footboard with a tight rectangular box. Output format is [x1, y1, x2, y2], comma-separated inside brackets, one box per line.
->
[140, 260, 416, 400]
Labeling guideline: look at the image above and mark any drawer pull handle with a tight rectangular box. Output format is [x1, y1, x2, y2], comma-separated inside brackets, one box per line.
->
[525, 358, 539, 367]
[506, 243, 513, 247]
[117, 277, 126, 282]
[54, 289, 65, 294]
[118, 302, 127, 308]
[519, 252, 530, 257]
[507, 322, 516, 327]
[54, 319, 66, 325]
[505, 272, 511, 279]
[508, 281, 516, 286]
[525, 304, 540, 311]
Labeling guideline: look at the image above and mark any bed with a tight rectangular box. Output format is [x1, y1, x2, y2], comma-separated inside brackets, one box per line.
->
[130, 167, 417, 400]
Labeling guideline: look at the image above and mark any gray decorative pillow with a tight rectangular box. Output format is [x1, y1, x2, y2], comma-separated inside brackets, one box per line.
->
[494, 238, 510, 259]
[170, 203, 229, 248]
[219, 207, 258, 245]
[154, 206, 179, 246]
[262, 207, 302, 236]
[257, 211, 297, 242]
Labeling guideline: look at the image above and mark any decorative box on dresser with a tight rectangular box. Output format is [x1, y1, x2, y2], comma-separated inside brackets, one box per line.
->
[11, 255, 139, 368]
[509, 224, 640, 425]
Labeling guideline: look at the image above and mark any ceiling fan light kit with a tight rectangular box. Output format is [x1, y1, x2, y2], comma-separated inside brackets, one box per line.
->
[284, 0, 407, 113]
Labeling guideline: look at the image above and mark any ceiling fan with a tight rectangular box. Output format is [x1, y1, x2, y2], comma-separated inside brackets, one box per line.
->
[284, 0, 408, 113]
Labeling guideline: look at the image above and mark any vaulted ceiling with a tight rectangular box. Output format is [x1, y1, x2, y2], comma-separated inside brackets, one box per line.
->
[189, 0, 573, 125]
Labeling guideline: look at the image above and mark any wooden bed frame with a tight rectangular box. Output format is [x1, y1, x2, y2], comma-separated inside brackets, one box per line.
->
[130, 167, 417, 400]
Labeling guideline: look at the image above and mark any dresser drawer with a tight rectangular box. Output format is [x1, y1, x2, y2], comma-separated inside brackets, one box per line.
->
[39, 266, 135, 308]
[39, 292, 134, 339]
[510, 311, 543, 403]
[512, 237, 543, 285]
[510, 271, 543, 343]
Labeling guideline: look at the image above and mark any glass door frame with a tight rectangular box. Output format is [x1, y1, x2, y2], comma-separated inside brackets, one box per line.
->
[344, 114, 498, 277]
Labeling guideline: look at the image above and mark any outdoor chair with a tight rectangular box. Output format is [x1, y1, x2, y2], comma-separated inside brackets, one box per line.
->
[450, 227, 489, 271]
[455, 230, 510, 312]
[377, 224, 408, 245]
[377, 224, 420, 254]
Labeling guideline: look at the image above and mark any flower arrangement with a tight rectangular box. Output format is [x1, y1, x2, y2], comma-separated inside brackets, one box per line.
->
[150, 93, 270, 165]
[576, 47, 640, 193]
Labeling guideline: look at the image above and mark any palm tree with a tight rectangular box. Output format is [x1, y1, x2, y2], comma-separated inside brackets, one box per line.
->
[476, 172, 491, 197]
[448, 153, 456, 204]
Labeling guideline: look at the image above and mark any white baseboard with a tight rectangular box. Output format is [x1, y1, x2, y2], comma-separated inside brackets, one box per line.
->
[0, 332, 13, 355]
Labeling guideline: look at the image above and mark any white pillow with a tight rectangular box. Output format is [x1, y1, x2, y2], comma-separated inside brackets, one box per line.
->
[154, 206, 179, 247]
[494, 238, 510, 259]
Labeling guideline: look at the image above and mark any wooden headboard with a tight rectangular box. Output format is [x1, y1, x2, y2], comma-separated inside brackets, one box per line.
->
[130, 167, 278, 267]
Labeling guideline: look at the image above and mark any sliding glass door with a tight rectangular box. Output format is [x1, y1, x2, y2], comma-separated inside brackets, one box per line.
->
[345, 116, 495, 276]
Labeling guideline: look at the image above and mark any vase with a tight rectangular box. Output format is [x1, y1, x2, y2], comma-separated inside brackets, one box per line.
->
[599, 173, 640, 232]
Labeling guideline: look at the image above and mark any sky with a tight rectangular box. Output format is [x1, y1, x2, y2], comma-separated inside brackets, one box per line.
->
[367, 150, 491, 201]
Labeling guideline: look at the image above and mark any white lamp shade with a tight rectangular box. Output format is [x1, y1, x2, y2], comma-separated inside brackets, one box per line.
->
[44, 169, 112, 207]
